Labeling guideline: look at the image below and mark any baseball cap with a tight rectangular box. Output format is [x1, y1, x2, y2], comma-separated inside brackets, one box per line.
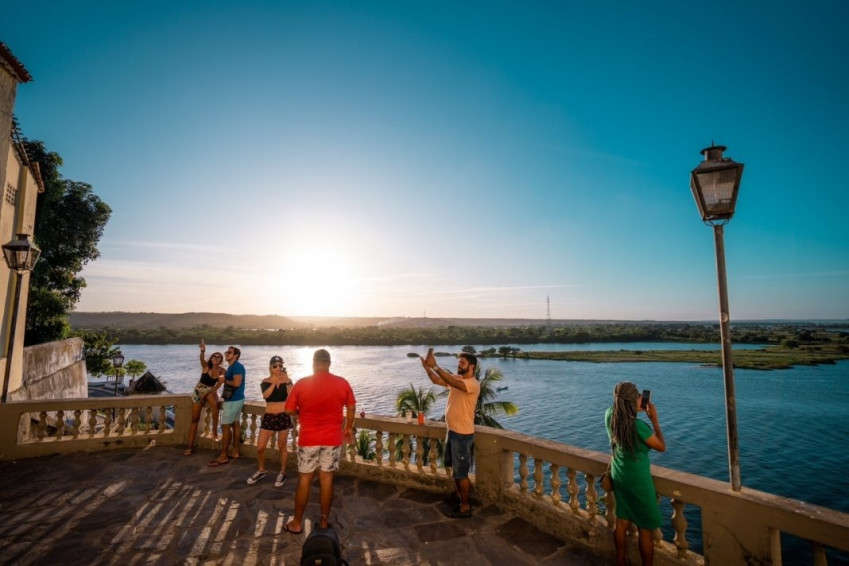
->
[313, 349, 331, 363]
[269, 355, 284, 365]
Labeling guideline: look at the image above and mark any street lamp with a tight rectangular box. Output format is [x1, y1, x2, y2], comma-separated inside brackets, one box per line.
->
[690, 144, 745, 492]
[2, 234, 42, 403]
[112, 351, 125, 396]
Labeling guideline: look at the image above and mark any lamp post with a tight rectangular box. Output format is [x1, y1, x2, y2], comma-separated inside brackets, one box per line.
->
[1, 234, 42, 403]
[690, 144, 745, 492]
[112, 351, 125, 396]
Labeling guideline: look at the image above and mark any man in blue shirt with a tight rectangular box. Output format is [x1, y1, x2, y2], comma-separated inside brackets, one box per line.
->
[208, 346, 246, 467]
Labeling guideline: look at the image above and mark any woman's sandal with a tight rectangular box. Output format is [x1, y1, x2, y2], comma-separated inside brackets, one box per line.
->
[184, 447, 194, 455]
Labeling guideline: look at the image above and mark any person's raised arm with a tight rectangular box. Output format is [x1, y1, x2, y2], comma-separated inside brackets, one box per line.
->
[427, 356, 470, 392]
[199, 339, 208, 370]
[421, 356, 448, 387]
[644, 402, 666, 452]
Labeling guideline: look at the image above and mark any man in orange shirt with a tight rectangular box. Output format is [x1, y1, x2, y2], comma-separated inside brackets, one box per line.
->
[284, 349, 356, 534]
[421, 350, 481, 518]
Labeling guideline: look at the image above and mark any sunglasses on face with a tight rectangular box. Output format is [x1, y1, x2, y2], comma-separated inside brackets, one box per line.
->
[272, 364, 284, 369]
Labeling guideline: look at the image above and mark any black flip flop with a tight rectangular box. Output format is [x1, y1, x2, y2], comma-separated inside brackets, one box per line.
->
[284, 522, 304, 535]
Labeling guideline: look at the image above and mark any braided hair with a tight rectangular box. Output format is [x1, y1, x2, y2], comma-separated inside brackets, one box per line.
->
[610, 381, 640, 456]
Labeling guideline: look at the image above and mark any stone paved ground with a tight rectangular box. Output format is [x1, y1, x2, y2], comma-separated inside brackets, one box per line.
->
[0, 445, 607, 565]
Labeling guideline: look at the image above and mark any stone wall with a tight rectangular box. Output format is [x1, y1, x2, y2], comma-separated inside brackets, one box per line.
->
[12, 337, 87, 401]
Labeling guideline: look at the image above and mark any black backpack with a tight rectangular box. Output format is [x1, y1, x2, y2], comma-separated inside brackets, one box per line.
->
[300, 527, 348, 566]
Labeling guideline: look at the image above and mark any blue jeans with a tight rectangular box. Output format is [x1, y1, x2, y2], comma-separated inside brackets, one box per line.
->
[445, 430, 474, 479]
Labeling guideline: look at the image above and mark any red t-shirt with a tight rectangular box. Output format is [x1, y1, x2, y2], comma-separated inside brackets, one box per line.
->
[285, 371, 356, 447]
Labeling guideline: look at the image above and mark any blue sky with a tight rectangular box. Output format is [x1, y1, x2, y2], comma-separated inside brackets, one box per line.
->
[4, 1, 848, 320]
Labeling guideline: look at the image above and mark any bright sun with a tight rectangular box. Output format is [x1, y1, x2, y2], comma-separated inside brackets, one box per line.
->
[266, 245, 362, 317]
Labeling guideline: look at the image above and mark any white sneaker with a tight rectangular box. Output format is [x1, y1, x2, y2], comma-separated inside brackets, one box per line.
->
[274, 472, 287, 487]
[247, 470, 267, 485]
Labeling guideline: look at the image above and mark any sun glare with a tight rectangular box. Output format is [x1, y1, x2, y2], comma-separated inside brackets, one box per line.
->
[265, 245, 363, 317]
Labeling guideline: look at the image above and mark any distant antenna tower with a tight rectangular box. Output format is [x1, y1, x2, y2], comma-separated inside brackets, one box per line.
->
[546, 295, 551, 328]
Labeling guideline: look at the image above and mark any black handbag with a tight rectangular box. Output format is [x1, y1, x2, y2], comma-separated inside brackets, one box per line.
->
[221, 384, 235, 401]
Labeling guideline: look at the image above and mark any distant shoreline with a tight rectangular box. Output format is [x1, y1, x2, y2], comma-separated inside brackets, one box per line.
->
[480, 347, 849, 371]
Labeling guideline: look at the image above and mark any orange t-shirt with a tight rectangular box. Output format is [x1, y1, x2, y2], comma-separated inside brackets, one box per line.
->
[445, 377, 480, 434]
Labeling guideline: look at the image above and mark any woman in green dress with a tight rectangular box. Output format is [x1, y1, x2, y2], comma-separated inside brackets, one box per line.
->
[605, 381, 666, 566]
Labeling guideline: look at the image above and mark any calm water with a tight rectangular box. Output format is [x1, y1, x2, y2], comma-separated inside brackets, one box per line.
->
[107, 343, 849, 560]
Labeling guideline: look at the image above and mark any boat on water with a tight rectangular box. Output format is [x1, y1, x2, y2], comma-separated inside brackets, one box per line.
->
[497, 386, 508, 392]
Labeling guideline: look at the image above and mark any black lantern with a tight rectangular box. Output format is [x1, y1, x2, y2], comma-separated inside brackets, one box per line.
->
[2, 233, 42, 273]
[112, 351, 125, 396]
[2, 234, 41, 403]
[690, 145, 744, 224]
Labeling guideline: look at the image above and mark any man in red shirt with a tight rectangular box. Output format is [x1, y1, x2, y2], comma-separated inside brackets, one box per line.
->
[284, 349, 356, 534]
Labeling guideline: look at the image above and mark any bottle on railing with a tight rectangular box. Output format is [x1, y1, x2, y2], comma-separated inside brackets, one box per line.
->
[405, 409, 412, 423]
[417, 411, 425, 425]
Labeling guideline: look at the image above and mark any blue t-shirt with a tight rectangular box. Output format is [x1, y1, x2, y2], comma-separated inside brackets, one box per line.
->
[225, 361, 246, 402]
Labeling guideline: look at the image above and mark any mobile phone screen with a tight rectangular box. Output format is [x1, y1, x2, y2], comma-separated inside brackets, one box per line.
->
[641, 389, 651, 406]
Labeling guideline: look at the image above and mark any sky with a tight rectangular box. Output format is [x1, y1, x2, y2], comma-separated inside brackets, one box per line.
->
[3, 1, 848, 321]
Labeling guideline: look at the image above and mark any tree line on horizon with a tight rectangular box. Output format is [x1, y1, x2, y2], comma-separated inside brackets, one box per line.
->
[68, 321, 846, 347]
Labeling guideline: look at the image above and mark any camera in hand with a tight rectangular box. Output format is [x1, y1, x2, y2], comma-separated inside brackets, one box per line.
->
[641, 389, 651, 407]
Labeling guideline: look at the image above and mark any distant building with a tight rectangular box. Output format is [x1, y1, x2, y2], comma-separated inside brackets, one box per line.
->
[0, 41, 43, 399]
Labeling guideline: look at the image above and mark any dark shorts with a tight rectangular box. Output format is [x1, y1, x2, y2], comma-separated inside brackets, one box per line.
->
[260, 412, 293, 432]
[444, 430, 475, 479]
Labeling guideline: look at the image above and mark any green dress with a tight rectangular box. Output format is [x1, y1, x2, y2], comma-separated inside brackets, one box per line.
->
[604, 406, 662, 529]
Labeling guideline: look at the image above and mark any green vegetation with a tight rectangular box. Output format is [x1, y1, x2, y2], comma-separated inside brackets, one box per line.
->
[465, 365, 518, 428]
[509, 344, 849, 370]
[70, 320, 849, 347]
[124, 359, 147, 378]
[23, 140, 111, 345]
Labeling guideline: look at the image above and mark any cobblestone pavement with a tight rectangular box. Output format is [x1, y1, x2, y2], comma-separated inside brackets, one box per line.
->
[0, 445, 606, 565]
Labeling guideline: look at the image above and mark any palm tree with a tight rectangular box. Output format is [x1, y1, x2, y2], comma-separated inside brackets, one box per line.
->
[473, 365, 518, 428]
[395, 383, 441, 465]
[395, 383, 437, 419]
[355, 429, 376, 461]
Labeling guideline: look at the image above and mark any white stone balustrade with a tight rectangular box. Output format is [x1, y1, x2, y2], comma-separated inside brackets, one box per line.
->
[2, 397, 848, 565]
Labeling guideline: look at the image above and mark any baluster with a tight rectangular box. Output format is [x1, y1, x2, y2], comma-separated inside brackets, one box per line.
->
[240, 412, 249, 443]
[88, 409, 98, 437]
[72, 409, 82, 438]
[375, 430, 384, 467]
[388, 433, 397, 468]
[519, 453, 529, 494]
[117, 407, 128, 435]
[585, 472, 598, 516]
[103, 411, 113, 436]
[550, 464, 562, 505]
[428, 437, 439, 474]
[347, 426, 358, 462]
[415, 436, 425, 472]
[202, 406, 211, 437]
[129, 407, 139, 434]
[158, 405, 167, 433]
[812, 541, 826, 566]
[769, 528, 782, 566]
[567, 468, 579, 513]
[37, 411, 48, 440]
[533, 458, 543, 498]
[54, 410, 65, 439]
[248, 414, 259, 445]
[401, 434, 411, 471]
[603, 490, 616, 528]
[145, 406, 153, 432]
[671, 497, 688, 557]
